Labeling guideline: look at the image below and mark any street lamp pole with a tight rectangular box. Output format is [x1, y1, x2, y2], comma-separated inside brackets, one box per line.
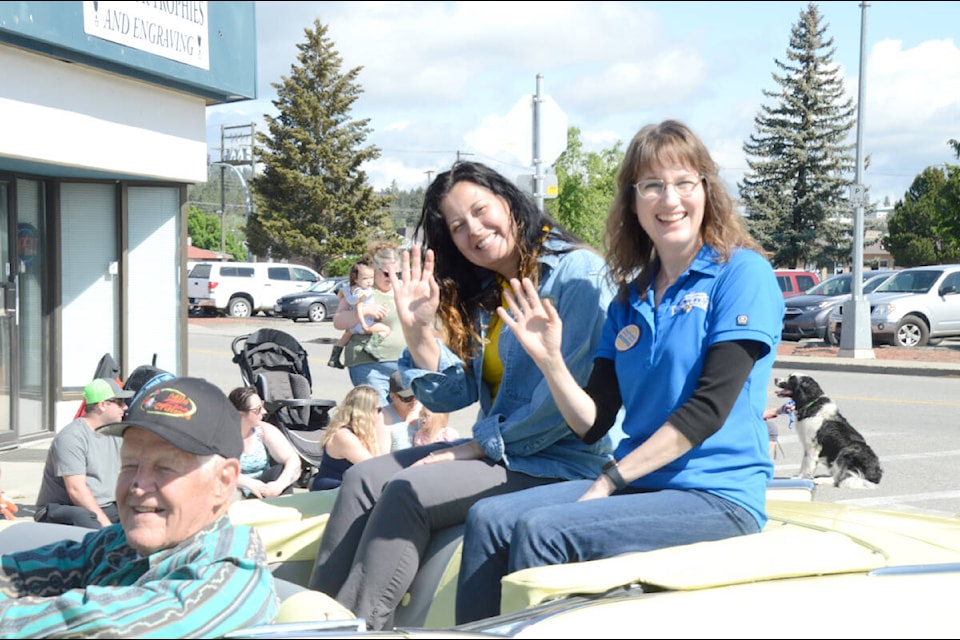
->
[838, 1, 874, 359]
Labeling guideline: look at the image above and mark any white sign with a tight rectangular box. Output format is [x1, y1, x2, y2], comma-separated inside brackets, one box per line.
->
[517, 174, 559, 199]
[849, 183, 865, 207]
[83, 1, 210, 70]
[503, 95, 568, 167]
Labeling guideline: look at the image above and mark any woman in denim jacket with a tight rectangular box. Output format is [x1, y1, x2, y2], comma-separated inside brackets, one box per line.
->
[308, 161, 617, 630]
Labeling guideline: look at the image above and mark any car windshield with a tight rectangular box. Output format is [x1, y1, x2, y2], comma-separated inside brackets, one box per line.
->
[874, 270, 941, 294]
[309, 279, 339, 293]
[863, 273, 894, 293]
[805, 275, 851, 296]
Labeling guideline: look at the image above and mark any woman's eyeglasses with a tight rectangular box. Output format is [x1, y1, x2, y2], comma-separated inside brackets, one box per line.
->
[247, 402, 265, 413]
[633, 175, 703, 199]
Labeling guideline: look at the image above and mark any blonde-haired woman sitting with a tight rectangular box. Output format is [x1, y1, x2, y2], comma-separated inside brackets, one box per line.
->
[310, 385, 384, 491]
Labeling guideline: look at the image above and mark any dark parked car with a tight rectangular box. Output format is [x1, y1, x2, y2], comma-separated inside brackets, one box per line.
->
[782, 270, 896, 344]
[273, 277, 347, 322]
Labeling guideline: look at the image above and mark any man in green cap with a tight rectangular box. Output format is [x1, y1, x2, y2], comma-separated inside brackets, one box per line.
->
[34, 377, 134, 528]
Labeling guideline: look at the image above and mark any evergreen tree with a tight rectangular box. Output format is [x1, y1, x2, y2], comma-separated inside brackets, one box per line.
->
[547, 127, 622, 250]
[739, 3, 856, 270]
[249, 20, 390, 271]
[381, 180, 422, 238]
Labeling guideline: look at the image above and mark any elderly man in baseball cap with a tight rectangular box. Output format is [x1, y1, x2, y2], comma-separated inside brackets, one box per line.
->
[0, 377, 279, 638]
[34, 377, 134, 529]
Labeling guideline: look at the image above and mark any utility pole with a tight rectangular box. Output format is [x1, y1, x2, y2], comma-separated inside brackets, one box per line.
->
[219, 125, 226, 257]
[210, 162, 253, 260]
[533, 73, 544, 213]
[839, 1, 874, 359]
[219, 170, 226, 256]
[216, 123, 256, 261]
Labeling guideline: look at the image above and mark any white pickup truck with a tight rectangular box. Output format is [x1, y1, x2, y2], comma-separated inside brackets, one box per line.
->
[188, 261, 321, 318]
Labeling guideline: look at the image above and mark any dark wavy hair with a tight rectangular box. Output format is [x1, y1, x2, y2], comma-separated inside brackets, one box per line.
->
[416, 161, 581, 360]
[603, 120, 762, 300]
[228, 386, 259, 413]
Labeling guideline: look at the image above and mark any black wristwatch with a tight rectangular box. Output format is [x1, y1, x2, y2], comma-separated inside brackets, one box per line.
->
[602, 459, 628, 490]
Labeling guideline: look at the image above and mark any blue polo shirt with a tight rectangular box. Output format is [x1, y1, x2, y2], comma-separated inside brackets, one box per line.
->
[596, 245, 783, 528]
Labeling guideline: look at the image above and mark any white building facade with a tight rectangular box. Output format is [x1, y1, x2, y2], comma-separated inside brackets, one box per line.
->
[0, 1, 256, 447]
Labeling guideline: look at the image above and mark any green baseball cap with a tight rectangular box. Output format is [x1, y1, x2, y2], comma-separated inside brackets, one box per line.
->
[83, 378, 135, 404]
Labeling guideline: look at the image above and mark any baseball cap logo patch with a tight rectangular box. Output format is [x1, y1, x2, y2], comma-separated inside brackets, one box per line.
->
[100, 377, 242, 459]
[141, 388, 198, 420]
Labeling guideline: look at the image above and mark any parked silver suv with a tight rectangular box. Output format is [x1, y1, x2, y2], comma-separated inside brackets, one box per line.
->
[829, 264, 960, 347]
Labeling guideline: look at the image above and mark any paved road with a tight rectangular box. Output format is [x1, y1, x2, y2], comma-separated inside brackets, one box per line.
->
[185, 316, 960, 517]
[3, 315, 958, 516]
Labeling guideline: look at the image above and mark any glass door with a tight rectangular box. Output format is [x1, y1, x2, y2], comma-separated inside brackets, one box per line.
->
[0, 181, 17, 448]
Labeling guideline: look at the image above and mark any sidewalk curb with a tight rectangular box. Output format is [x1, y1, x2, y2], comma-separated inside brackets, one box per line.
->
[775, 355, 960, 377]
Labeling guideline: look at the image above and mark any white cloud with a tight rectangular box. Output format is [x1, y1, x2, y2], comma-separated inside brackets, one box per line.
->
[208, 1, 960, 204]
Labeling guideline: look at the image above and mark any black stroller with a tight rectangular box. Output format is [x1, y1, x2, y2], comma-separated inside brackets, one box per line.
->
[231, 328, 337, 488]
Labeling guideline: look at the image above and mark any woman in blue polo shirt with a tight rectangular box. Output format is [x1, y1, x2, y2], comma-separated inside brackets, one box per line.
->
[456, 119, 784, 623]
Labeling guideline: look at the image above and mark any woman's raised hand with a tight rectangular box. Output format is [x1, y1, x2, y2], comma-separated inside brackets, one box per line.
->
[390, 245, 440, 331]
[497, 277, 563, 368]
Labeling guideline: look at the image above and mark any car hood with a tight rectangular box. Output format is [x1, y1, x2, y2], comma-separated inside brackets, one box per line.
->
[784, 293, 847, 308]
[277, 291, 326, 302]
[865, 291, 920, 304]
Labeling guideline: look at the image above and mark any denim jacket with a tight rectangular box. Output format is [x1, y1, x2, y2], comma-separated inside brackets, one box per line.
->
[398, 235, 617, 480]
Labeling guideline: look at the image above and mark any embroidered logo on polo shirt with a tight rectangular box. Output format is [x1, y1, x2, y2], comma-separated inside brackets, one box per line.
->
[670, 292, 708, 315]
[615, 324, 641, 351]
[737, 314, 749, 326]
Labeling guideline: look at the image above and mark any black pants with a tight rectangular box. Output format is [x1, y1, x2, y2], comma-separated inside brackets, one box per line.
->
[35, 502, 119, 529]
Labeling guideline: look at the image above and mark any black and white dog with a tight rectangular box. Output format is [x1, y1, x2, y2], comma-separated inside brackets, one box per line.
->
[774, 373, 883, 488]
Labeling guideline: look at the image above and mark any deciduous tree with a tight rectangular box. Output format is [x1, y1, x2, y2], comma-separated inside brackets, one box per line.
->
[547, 127, 621, 250]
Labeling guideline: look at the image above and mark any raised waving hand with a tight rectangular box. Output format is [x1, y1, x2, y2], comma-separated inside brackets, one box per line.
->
[389, 245, 443, 369]
[497, 277, 565, 370]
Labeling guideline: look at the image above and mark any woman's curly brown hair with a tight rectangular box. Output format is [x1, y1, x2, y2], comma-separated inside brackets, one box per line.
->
[416, 161, 581, 360]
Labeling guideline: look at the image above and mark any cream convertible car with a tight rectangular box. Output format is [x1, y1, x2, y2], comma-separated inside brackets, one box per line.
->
[3, 480, 959, 638]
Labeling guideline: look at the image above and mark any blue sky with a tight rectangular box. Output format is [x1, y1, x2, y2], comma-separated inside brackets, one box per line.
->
[206, 1, 960, 205]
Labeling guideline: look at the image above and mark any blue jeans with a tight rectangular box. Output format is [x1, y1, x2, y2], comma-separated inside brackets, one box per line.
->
[456, 480, 760, 623]
[347, 360, 399, 407]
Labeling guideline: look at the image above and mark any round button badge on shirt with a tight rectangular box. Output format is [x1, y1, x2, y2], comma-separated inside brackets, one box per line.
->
[615, 324, 640, 351]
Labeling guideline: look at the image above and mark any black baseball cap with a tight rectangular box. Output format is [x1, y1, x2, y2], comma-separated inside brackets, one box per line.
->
[100, 377, 242, 459]
[389, 370, 415, 400]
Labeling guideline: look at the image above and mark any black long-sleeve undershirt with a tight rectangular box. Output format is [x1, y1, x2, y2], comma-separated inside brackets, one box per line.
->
[578, 340, 764, 446]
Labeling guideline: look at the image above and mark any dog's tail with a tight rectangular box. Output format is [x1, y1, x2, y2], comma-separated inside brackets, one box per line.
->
[836, 472, 878, 489]
[834, 446, 883, 488]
